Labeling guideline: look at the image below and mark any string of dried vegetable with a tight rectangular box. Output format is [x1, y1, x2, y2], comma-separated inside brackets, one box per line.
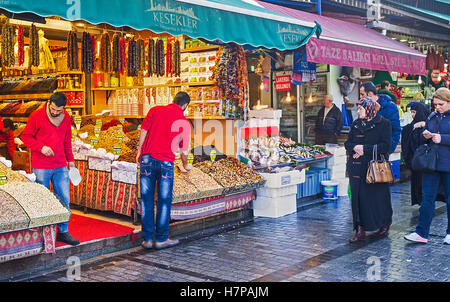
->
[166, 41, 172, 77]
[137, 39, 145, 72]
[119, 37, 126, 74]
[127, 38, 138, 77]
[18, 25, 24, 66]
[155, 39, 165, 77]
[173, 40, 181, 77]
[147, 39, 154, 76]
[100, 33, 112, 73]
[112, 34, 120, 73]
[67, 31, 79, 70]
[30, 24, 39, 67]
[81, 32, 93, 73]
[1, 24, 16, 67]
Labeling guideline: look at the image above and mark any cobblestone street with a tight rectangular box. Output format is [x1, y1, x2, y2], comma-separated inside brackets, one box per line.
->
[20, 182, 450, 282]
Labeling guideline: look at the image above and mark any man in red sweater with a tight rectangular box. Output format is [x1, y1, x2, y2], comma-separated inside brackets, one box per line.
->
[136, 92, 192, 250]
[0, 119, 16, 160]
[21, 92, 79, 246]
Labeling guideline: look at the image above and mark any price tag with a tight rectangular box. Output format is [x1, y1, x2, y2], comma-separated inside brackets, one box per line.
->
[187, 153, 194, 164]
[117, 134, 124, 141]
[119, 117, 125, 124]
[74, 115, 82, 130]
[113, 144, 122, 156]
[138, 124, 142, 130]
[96, 119, 102, 126]
[90, 136, 99, 146]
[72, 129, 77, 139]
[94, 126, 101, 137]
[0, 172, 7, 185]
[210, 150, 216, 161]
[66, 108, 72, 116]
[117, 124, 124, 130]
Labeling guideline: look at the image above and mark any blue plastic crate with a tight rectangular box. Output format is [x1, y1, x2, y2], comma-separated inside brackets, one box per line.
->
[309, 167, 330, 184]
[390, 160, 400, 180]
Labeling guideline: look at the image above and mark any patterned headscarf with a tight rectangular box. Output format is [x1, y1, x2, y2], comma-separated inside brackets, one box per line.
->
[358, 97, 378, 120]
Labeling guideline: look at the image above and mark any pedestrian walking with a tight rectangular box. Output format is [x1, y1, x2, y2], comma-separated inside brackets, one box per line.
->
[345, 97, 393, 243]
[136, 92, 192, 250]
[404, 88, 450, 245]
[21, 92, 79, 246]
[314, 95, 343, 145]
[360, 81, 401, 154]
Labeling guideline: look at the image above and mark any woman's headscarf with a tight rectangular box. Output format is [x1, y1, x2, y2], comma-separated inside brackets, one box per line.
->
[409, 101, 430, 124]
[358, 97, 378, 120]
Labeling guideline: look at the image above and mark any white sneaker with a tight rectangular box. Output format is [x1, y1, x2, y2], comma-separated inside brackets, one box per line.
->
[444, 235, 450, 245]
[404, 232, 428, 243]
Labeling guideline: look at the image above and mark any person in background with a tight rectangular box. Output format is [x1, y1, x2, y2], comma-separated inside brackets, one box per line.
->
[345, 98, 393, 243]
[314, 95, 343, 145]
[136, 92, 192, 250]
[21, 92, 79, 246]
[404, 88, 450, 245]
[377, 80, 398, 104]
[0, 118, 16, 161]
[360, 81, 401, 154]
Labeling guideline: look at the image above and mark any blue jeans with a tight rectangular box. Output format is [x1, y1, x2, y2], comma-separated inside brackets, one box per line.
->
[33, 167, 71, 233]
[415, 171, 450, 238]
[140, 154, 174, 242]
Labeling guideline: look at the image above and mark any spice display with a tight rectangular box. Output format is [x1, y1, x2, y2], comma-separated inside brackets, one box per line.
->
[100, 33, 112, 73]
[81, 32, 94, 73]
[173, 40, 181, 77]
[30, 24, 40, 67]
[0, 190, 29, 233]
[0, 182, 69, 227]
[18, 25, 24, 66]
[0, 163, 28, 182]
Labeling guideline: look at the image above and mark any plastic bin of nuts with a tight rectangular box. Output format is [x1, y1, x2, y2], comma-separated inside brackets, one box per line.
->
[0, 190, 30, 233]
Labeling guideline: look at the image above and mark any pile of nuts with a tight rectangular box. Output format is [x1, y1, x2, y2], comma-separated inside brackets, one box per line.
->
[179, 166, 222, 192]
[0, 182, 69, 227]
[0, 190, 29, 232]
[0, 163, 28, 183]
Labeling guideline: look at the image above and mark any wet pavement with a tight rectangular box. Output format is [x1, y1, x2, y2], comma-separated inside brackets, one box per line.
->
[17, 182, 450, 282]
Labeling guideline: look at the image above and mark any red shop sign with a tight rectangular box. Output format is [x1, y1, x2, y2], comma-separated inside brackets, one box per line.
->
[275, 75, 291, 91]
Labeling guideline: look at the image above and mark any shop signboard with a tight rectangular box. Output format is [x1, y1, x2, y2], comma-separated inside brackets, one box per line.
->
[275, 75, 291, 91]
[263, 76, 270, 93]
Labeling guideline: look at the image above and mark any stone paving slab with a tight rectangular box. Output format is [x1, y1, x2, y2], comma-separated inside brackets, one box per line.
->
[15, 182, 450, 282]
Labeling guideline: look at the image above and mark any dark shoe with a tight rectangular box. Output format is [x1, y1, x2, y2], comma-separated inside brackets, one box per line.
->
[56, 232, 80, 246]
[141, 240, 154, 249]
[154, 238, 179, 250]
[349, 226, 366, 243]
[375, 224, 391, 237]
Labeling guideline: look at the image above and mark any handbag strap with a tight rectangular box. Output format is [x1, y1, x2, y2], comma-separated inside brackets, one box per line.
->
[372, 144, 378, 161]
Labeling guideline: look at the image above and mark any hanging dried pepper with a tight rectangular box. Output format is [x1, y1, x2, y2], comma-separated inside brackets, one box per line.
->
[166, 41, 172, 77]
[18, 25, 24, 66]
[173, 40, 181, 77]
[112, 34, 120, 73]
[155, 39, 165, 77]
[147, 39, 154, 76]
[100, 33, 112, 73]
[136, 39, 145, 73]
[127, 38, 139, 77]
[67, 31, 79, 70]
[119, 37, 126, 74]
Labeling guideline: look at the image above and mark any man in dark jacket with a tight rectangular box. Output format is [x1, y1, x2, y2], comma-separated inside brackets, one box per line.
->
[360, 82, 401, 154]
[315, 95, 343, 145]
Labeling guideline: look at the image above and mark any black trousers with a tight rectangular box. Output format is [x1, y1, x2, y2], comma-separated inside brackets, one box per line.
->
[315, 133, 338, 145]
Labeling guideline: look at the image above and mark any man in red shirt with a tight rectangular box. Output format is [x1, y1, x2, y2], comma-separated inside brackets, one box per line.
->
[21, 92, 79, 246]
[0, 119, 16, 160]
[137, 92, 191, 250]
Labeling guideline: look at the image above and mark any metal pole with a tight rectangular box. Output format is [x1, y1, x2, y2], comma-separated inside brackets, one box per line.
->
[317, 0, 322, 16]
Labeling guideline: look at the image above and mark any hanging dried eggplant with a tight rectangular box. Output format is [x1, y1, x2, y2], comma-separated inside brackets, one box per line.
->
[112, 34, 120, 73]
[100, 33, 112, 73]
[72, 31, 79, 70]
[174, 40, 181, 77]
[91, 34, 96, 71]
[127, 38, 139, 77]
[81, 32, 93, 73]
[137, 39, 145, 72]
[67, 31, 73, 69]
[147, 39, 154, 76]
[155, 39, 165, 77]
[30, 24, 40, 67]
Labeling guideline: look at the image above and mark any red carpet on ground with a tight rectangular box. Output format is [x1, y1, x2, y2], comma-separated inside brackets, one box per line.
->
[55, 214, 136, 247]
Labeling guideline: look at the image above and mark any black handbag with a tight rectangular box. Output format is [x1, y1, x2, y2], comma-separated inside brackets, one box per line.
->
[411, 143, 438, 172]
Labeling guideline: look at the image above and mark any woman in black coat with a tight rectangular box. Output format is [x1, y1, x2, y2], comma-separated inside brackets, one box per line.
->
[401, 102, 430, 205]
[345, 98, 393, 243]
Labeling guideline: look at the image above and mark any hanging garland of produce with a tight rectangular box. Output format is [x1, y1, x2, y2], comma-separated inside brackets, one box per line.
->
[100, 33, 112, 73]
[137, 39, 145, 73]
[214, 44, 248, 119]
[127, 38, 138, 77]
[155, 39, 165, 77]
[67, 31, 79, 70]
[166, 41, 172, 77]
[112, 34, 120, 73]
[81, 32, 94, 73]
[1, 24, 15, 67]
[91, 34, 96, 71]
[29, 24, 39, 67]
[173, 40, 181, 77]
[148, 39, 154, 76]
[119, 37, 126, 75]
[18, 25, 24, 66]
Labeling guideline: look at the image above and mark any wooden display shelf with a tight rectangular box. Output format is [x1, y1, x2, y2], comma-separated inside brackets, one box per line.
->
[54, 89, 84, 92]
[186, 116, 227, 120]
[7, 117, 29, 122]
[92, 81, 217, 91]
[181, 45, 220, 53]
[66, 105, 85, 108]
[0, 93, 52, 100]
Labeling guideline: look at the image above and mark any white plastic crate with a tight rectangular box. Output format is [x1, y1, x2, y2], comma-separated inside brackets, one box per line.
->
[249, 109, 282, 119]
[327, 155, 347, 167]
[333, 178, 349, 197]
[325, 145, 346, 157]
[258, 169, 305, 189]
[253, 193, 297, 218]
[257, 184, 298, 198]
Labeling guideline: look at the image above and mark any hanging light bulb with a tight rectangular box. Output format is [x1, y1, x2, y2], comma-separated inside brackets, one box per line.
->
[418, 76, 422, 84]
[307, 92, 313, 103]
[286, 92, 292, 103]
[437, 73, 442, 82]
[260, 82, 264, 90]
